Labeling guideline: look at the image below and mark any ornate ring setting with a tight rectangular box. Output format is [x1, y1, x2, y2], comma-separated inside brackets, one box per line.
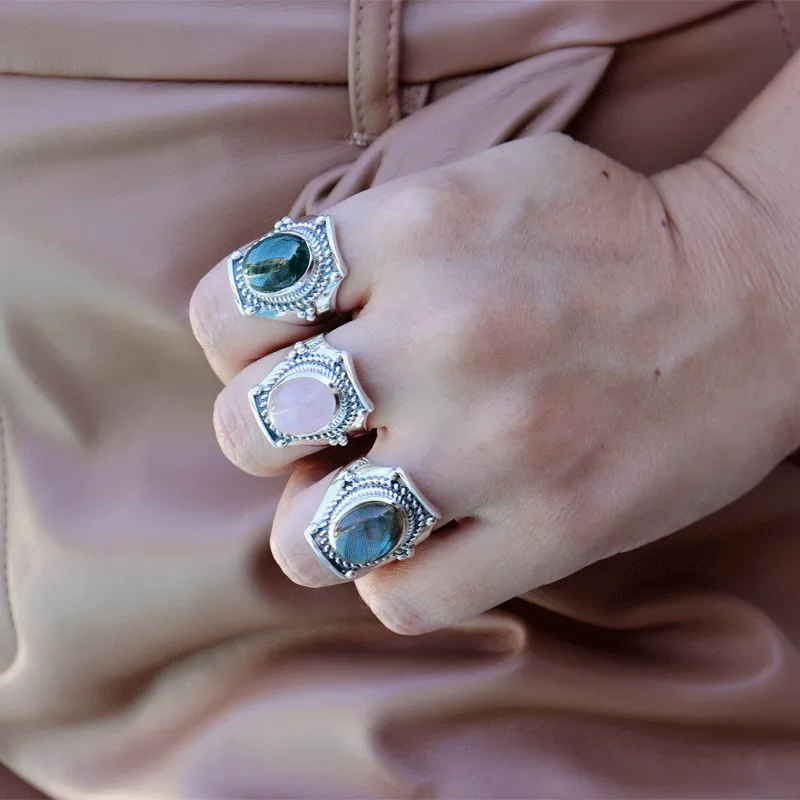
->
[229, 215, 345, 323]
[250, 335, 373, 449]
[305, 458, 440, 580]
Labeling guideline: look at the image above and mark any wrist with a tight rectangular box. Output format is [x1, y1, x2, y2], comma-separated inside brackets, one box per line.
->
[651, 157, 800, 456]
[699, 141, 800, 335]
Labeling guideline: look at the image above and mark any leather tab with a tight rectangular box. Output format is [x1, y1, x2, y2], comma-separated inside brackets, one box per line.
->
[348, 0, 403, 145]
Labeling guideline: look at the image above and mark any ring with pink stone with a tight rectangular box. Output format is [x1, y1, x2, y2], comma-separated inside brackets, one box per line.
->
[249, 334, 374, 449]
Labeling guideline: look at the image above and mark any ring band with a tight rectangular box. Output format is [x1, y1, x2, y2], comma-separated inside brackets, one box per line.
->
[229, 215, 346, 323]
[305, 458, 440, 580]
[250, 335, 373, 448]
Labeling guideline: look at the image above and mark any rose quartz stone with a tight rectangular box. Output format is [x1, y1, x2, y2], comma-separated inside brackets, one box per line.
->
[268, 377, 337, 436]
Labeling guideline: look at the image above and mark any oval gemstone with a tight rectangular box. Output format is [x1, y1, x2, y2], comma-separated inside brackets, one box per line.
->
[267, 377, 337, 436]
[332, 502, 405, 565]
[242, 233, 312, 294]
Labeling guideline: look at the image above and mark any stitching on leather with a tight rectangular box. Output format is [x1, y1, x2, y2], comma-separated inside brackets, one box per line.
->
[354, 0, 366, 135]
[769, 0, 795, 55]
[387, 0, 401, 126]
[0, 405, 16, 643]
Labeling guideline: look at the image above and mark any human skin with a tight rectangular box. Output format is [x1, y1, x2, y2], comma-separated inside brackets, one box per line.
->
[190, 53, 800, 635]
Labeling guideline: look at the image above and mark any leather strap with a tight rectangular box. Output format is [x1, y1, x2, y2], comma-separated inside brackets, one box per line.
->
[348, 0, 403, 145]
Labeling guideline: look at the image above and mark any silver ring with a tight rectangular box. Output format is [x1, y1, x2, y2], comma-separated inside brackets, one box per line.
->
[305, 458, 440, 580]
[249, 335, 373, 449]
[229, 215, 346, 323]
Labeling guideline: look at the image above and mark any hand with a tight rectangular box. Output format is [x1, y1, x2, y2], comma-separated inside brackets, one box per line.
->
[190, 133, 800, 634]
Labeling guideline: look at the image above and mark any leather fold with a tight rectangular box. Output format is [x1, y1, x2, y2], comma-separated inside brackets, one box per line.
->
[295, 45, 614, 214]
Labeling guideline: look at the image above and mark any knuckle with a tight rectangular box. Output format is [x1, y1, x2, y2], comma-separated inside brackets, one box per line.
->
[189, 274, 229, 357]
[465, 395, 532, 477]
[374, 170, 475, 250]
[405, 300, 485, 382]
[270, 539, 330, 589]
[367, 590, 434, 636]
[282, 561, 327, 588]
[212, 392, 259, 475]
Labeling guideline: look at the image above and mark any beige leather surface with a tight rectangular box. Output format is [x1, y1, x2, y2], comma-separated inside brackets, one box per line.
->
[0, 2, 799, 798]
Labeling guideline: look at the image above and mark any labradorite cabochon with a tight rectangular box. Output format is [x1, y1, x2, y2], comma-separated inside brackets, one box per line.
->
[332, 502, 405, 565]
[241, 233, 312, 294]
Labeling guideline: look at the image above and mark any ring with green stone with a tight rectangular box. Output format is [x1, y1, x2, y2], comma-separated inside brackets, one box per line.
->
[228, 215, 346, 323]
[305, 458, 440, 581]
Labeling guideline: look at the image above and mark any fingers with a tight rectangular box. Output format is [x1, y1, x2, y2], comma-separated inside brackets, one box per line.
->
[268, 428, 470, 592]
[271, 446, 454, 587]
[269, 452, 542, 635]
[268, 413, 597, 633]
[189, 249, 325, 383]
[189, 203, 376, 384]
[270, 459, 351, 588]
[355, 517, 522, 636]
[271, 454, 584, 635]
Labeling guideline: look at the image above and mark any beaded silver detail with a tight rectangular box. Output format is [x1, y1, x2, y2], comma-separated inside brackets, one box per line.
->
[305, 458, 440, 580]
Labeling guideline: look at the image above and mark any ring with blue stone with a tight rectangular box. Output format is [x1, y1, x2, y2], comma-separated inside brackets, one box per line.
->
[305, 458, 440, 581]
[228, 215, 346, 323]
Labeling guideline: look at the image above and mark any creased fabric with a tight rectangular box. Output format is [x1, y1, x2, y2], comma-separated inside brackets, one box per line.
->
[0, 2, 798, 798]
